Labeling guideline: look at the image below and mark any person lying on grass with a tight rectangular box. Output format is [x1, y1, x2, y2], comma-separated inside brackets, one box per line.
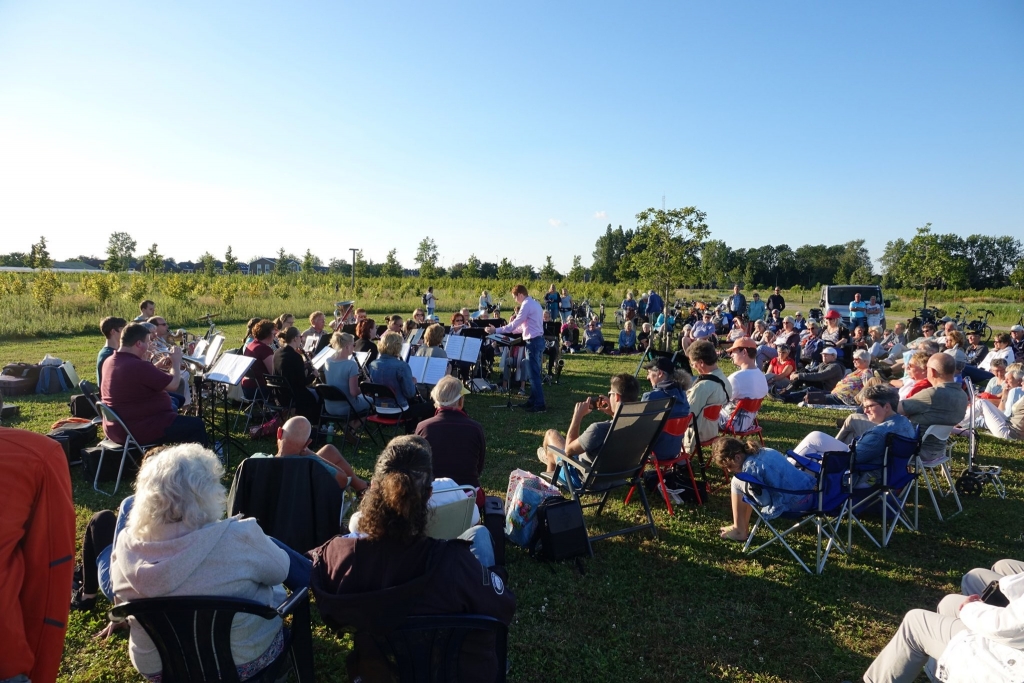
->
[712, 437, 815, 542]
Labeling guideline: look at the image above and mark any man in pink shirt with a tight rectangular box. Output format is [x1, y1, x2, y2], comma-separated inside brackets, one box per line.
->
[100, 323, 208, 447]
[486, 284, 546, 412]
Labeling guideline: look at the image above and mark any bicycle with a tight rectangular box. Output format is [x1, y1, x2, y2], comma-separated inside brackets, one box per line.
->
[962, 309, 995, 342]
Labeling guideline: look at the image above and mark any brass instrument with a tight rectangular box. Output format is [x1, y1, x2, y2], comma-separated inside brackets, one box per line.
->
[331, 300, 356, 330]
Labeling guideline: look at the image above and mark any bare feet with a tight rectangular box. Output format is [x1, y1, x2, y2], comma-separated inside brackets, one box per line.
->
[719, 526, 748, 542]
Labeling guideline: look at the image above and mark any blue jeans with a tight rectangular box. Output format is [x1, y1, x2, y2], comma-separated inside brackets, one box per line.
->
[523, 336, 546, 407]
[459, 525, 496, 568]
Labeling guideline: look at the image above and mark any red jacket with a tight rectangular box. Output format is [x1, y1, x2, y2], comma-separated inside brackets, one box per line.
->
[0, 428, 76, 683]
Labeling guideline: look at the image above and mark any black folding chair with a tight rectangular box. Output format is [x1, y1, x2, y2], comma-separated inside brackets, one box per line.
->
[108, 592, 313, 683]
[314, 384, 371, 454]
[360, 382, 410, 445]
[543, 397, 674, 555]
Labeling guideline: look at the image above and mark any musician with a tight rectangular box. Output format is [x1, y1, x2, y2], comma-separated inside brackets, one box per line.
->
[147, 316, 192, 405]
[368, 331, 435, 432]
[133, 300, 155, 323]
[323, 333, 371, 425]
[242, 319, 276, 399]
[486, 284, 546, 413]
[302, 311, 327, 341]
[97, 316, 127, 390]
[450, 312, 469, 335]
[273, 327, 321, 423]
[275, 313, 295, 332]
[412, 309, 427, 326]
[403, 318, 420, 338]
[354, 319, 379, 364]
[386, 315, 404, 335]
[416, 324, 447, 358]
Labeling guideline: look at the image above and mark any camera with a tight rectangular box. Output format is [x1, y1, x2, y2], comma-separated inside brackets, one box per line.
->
[587, 396, 601, 410]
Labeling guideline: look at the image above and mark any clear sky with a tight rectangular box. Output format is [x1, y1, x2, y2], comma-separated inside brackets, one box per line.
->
[1, 1, 1021, 273]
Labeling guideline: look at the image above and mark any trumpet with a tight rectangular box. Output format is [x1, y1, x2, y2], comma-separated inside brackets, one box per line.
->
[169, 329, 197, 346]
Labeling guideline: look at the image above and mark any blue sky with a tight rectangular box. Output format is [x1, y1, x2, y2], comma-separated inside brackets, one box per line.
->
[1, 1, 1021, 273]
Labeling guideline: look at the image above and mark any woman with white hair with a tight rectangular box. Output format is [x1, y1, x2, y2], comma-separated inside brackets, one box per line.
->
[111, 444, 311, 681]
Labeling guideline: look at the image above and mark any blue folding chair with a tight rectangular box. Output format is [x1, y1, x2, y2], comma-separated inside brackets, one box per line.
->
[847, 431, 920, 549]
[735, 450, 853, 574]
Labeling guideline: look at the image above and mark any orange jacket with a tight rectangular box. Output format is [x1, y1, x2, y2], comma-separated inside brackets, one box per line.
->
[0, 428, 76, 683]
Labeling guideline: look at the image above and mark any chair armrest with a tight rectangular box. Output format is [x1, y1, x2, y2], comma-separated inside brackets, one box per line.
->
[787, 451, 822, 473]
[547, 445, 590, 474]
[276, 586, 309, 617]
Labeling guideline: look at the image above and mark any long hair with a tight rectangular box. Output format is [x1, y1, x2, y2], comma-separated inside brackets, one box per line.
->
[711, 437, 761, 470]
[358, 436, 433, 543]
[126, 443, 226, 541]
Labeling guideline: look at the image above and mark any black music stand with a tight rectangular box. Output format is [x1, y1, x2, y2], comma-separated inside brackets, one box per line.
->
[488, 334, 525, 410]
[201, 354, 255, 470]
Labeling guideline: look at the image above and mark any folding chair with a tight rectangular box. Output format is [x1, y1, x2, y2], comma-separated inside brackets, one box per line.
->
[543, 397, 674, 555]
[425, 484, 478, 539]
[78, 380, 103, 425]
[915, 424, 962, 523]
[94, 401, 157, 496]
[688, 403, 726, 489]
[360, 382, 409, 444]
[625, 414, 699, 514]
[848, 432, 920, 549]
[720, 397, 765, 445]
[108, 591, 313, 683]
[736, 450, 853, 574]
[314, 384, 371, 455]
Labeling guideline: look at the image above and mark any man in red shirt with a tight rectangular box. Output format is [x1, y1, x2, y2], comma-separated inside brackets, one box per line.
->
[100, 323, 208, 447]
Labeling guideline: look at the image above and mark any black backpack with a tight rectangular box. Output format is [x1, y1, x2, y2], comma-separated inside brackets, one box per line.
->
[528, 497, 589, 564]
[422, 293, 428, 305]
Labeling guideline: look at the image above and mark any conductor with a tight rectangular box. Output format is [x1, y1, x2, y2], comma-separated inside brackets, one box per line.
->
[486, 284, 546, 413]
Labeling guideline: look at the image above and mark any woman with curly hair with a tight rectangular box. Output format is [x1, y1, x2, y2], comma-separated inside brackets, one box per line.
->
[310, 436, 515, 683]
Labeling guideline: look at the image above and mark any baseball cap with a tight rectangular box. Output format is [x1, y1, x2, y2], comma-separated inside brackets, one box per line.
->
[726, 337, 757, 353]
[821, 346, 838, 357]
[824, 310, 841, 320]
[1012, 324, 1024, 332]
[645, 357, 675, 374]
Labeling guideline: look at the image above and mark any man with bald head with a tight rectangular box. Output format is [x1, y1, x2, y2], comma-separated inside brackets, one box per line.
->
[253, 416, 367, 492]
[898, 352, 968, 428]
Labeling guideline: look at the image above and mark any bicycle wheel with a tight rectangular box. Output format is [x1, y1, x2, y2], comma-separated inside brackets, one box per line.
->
[982, 324, 992, 342]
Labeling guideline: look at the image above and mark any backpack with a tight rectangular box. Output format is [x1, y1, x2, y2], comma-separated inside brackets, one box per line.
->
[528, 497, 589, 564]
[422, 293, 428, 305]
[47, 420, 97, 467]
[35, 365, 70, 395]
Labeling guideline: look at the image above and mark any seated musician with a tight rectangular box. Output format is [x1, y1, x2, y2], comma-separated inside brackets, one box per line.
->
[97, 316, 126, 391]
[146, 315, 192, 406]
[323, 332, 371, 427]
[273, 326, 321, 423]
[100, 323, 208, 447]
[368, 331, 435, 432]
[354, 319, 379, 364]
[416, 324, 447, 358]
[242, 319, 276, 400]
[412, 308, 428, 326]
[302, 311, 329, 352]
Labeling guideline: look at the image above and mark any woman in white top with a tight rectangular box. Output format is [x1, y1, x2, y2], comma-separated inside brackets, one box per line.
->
[479, 290, 493, 314]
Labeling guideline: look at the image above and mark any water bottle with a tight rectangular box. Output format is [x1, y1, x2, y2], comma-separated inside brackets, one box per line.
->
[325, 423, 335, 444]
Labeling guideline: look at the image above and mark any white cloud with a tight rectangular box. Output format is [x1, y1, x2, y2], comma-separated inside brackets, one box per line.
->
[593, 210, 607, 220]
[548, 218, 565, 227]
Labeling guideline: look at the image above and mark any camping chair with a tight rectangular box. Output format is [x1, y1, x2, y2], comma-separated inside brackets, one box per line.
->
[425, 484, 478, 539]
[360, 382, 410, 444]
[736, 450, 853, 574]
[915, 424, 963, 523]
[94, 401, 157, 496]
[314, 384, 371, 455]
[108, 591, 314, 683]
[847, 432, 920, 549]
[542, 397, 674, 555]
[625, 414, 699, 515]
[227, 455, 346, 554]
[235, 374, 291, 434]
[79, 380, 103, 425]
[720, 397, 765, 445]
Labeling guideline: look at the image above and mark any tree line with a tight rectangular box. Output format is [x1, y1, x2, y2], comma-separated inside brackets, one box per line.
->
[3, 219, 1022, 291]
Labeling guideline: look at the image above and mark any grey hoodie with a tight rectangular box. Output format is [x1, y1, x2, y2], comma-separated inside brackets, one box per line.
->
[111, 516, 289, 675]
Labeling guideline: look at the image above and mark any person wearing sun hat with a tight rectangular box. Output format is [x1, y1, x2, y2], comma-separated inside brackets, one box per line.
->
[720, 336, 769, 431]
[414, 376, 486, 488]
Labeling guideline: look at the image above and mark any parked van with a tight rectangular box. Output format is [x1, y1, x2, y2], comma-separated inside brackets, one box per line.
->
[819, 285, 888, 329]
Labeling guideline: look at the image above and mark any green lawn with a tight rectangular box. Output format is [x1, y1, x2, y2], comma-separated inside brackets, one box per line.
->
[2, 326, 1021, 683]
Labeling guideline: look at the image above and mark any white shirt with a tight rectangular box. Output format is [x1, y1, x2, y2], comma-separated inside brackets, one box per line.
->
[980, 345, 1014, 372]
[727, 368, 769, 400]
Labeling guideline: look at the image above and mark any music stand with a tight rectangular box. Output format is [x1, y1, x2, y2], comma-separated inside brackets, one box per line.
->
[202, 353, 255, 469]
[488, 334, 525, 410]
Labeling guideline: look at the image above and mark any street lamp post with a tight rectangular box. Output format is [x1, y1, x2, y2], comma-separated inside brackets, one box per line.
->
[350, 248, 358, 289]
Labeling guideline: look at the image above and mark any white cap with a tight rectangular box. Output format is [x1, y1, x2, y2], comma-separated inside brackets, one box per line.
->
[1012, 324, 1024, 332]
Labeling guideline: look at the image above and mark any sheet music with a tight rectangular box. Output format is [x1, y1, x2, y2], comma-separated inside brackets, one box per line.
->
[407, 356, 448, 385]
[206, 354, 255, 385]
[354, 351, 370, 368]
[303, 335, 319, 353]
[458, 336, 482, 362]
[205, 335, 225, 368]
[407, 329, 424, 346]
[311, 346, 334, 370]
[445, 335, 466, 359]
[401, 343, 412, 362]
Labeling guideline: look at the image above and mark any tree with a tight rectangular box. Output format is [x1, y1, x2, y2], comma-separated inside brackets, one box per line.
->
[591, 225, 635, 283]
[882, 224, 970, 305]
[699, 240, 733, 288]
[963, 235, 1022, 289]
[142, 244, 163, 273]
[464, 254, 481, 279]
[301, 249, 321, 275]
[199, 252, 217, 276]
[223, 246, 239, 274]
[0, 252, 29, 267]
[496, 258, 514, 280]
[567, 255, 587, 281]
[105, 232, 137, 272]
[621, 207, 709, 293]
[539, 256, 559, 281]
[327, 257, 350, 275]
[274, 248, 291, 276]
[29, 236, 52, 269]
[479, 261, 498, 279]
[1010, 258, 1024, 290]
[448, 262, 466, 279]
[381, 249, 404, 278]
[414, 237, 439, 279]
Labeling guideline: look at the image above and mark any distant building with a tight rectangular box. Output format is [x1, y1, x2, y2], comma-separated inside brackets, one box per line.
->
[248, 257, 300, 275]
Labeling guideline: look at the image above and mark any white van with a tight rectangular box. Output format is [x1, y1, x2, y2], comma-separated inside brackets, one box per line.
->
[818, 285, 888, 329]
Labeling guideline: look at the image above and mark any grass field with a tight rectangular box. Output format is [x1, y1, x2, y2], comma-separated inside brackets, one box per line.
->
[2, 321, 1022, 683]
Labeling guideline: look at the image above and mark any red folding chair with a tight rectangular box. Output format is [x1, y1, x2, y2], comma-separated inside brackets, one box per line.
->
[720, 397, 765, 445]
[625, 414, 700, 515]
[690, 403, 725, 491]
